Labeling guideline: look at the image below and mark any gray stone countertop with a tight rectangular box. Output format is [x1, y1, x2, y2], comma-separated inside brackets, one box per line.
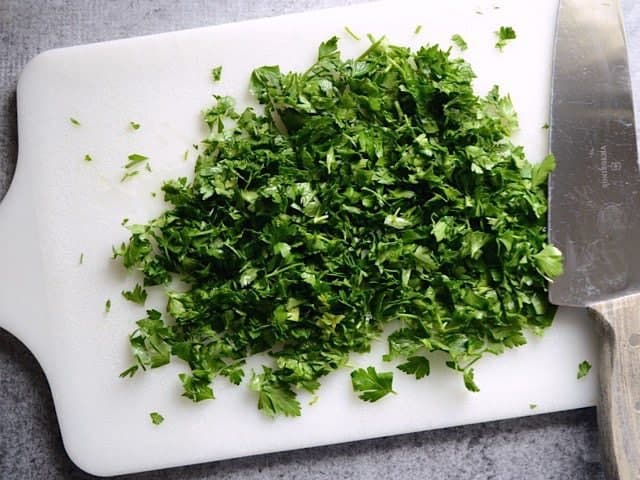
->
[1, 1, 637, 478]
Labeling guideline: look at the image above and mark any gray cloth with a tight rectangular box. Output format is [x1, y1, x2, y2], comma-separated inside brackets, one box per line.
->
[1, 1, 637, 478]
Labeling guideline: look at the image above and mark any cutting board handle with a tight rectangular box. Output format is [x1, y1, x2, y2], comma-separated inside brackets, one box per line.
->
[591, 294, 640, 480]
[0, 171, 50, 362]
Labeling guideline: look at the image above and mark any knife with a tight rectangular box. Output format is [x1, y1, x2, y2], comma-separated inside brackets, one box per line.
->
[549, 0, 640, 478]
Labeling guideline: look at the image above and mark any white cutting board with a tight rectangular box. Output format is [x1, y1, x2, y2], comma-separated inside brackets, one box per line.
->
[0, 0, 599, 476]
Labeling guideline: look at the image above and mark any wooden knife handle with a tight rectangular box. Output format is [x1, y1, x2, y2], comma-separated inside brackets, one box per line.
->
[591, 294, 640, 480]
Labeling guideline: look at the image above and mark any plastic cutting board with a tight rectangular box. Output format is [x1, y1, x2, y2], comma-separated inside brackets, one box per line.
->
[0, 0, 598, 476]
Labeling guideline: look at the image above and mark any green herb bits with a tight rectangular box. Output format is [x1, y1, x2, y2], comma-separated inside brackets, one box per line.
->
[115, 35, 559, 417]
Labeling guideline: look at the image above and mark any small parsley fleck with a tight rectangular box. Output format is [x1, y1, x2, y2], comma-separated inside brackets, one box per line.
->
[121, 284, 148, 305]
[211, 66, 222, 82]
[451, 34, 468, 51]
[121, 170, 139, 182]
[495, 26, 517, 51]
[577, 361, 592, 379]
[84, 154, 92, 162]
[149, 412, 164, 425]
[69, 117, 81, 126]
[125, 153, 149, 169]
[130, 121, 141, 130]
[344, 26, 360, 41]
[119, 365, 137, 378]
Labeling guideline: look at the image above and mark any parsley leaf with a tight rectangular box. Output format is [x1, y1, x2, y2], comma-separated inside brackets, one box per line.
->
[179, 371, 215, 401]
[397, 356, 430, 379]
[532, 154, 556, 187]
[250, 367, 301, 417]
[351, 367, 395, 402]
[534, 244, 563, 279]
[577, 360, 592, 379]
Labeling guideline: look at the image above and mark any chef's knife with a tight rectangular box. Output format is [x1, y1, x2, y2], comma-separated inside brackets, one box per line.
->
[549, 0, 640, 478]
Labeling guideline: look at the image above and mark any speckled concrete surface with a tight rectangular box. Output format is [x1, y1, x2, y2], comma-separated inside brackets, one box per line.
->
[1, 1, 638, 478]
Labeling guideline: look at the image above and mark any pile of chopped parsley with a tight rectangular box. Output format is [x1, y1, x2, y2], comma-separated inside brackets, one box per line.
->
[114, 35, 561, 417]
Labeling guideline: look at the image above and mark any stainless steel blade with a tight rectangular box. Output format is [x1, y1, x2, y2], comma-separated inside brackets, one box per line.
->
[549, 0, 640, 307]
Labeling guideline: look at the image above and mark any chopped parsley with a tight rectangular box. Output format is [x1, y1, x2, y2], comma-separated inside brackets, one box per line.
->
[149, 412, 164, 425]
[115, 36, 559, 416]
[70, 117, 81, 126]
[451, 34, 468, 51]
[495, 26, 516, 51]
[79, 253, 84, 265]
[84, 154, 92, 162]
[105, 299, 112, 313]
[577, 360, 592, 379]
[130, 121, 141, 130]
[414, 25, 423, 35]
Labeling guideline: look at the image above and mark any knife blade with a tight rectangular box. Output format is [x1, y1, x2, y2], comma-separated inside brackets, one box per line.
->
[549, 0, 640, 478]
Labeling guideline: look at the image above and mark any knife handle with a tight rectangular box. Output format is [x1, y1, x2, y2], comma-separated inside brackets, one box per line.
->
[591, 294, 640, 480]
